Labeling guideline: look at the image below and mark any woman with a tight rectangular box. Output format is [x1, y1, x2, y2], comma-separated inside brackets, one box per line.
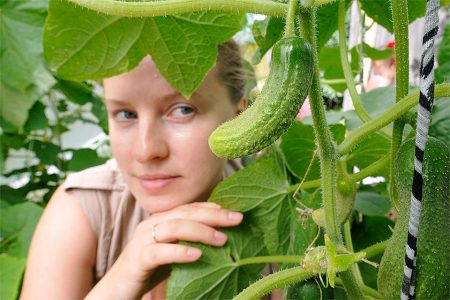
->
[20, 40, 247, 299]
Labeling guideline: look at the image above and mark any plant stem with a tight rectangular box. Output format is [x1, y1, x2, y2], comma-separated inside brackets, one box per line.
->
[236, 255, 302, 267]
[68, 0, 288, 17]
[286, 153, 391, 193]
[350, 153, 390, 182]
[389, 120, 405, 209]
[284, 0, 299, 37]
[338, 83, 450, 155]
[233, 266, 314, 300]
[343, 221, 364, 285]
[389, 0, 409, 206]
[361, 240, 388, 259]
[334, 278, 383, 299]
[298, 7, 364, 299]
[312, 0, 338, 5]
[337, 0, 391, 139]
[298, 7, 339, 243]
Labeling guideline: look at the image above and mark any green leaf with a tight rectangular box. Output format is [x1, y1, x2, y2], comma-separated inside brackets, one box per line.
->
[0, 201, 44, 257]
[67, 148, 108, 172]
[355, 191, 391, 216]
[280, 122, 346, 181]
[30, 140, 61, 165]
[363, 43, 394, 60]
[429, 98, 450, 148]
[44, 0, 242, 98]
[346, 133, 390, 172]
[359, 0, 425, 33]
[167, 220, 266, 300]
[0, 0, 48, 91]
[316, 0, 352, 49]
[251, 17, 284, 64]
[210, 152, 317, 255]
[56, 79, 101, 106]
[0, 254, 26, 300]
[435, 23, 450, 84]
[0, 65, 55, 128]
[319, 47, 360, 92]
[24, 101, 48, 131]
[360, 85, 396, 118]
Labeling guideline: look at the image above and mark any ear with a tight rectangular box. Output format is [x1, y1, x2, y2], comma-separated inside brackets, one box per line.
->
[235, 96, 248, 116]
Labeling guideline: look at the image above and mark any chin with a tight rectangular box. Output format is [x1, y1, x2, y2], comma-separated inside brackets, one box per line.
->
[136, 193, 197, 214]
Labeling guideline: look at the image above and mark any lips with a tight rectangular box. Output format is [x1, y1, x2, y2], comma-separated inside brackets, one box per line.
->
[137, 174, 180, 192]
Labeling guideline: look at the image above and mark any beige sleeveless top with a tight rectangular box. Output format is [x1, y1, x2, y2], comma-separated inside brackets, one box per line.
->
[63, 159, 242, 283]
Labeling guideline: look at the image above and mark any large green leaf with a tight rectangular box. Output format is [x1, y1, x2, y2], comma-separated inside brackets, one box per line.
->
[0, 201, 44, 257]
[363, 43, 394, 60]
[209, 152, 318, 255]
[67, 148, 108, 172]
[251, 17, 284, 64]
[279, 122, 346, 181]
[359, 0, 426, 33]
[167, 220, 266, 300]
[346, 133, 390, 172]
[0, 0, 48, 91]
[436, 22, 450, 84]
[0, 254, 26, 300]
[0, 65, 55, 128]
[360, 85, 396, 117]
[24, 101, 48, 131]
[44, 0, 242, 98]
[316, 0, 352, 49]
[319, 46, 360, 92]
[355, 191, 391, 217]
[429, 98, 450, 148]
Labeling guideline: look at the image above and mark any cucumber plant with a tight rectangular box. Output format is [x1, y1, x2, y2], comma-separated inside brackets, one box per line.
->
[4, 0, 450, 299]
[208, 36, 313, 158]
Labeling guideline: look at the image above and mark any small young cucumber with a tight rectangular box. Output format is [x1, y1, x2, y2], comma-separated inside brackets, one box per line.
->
[377, 137, 449, 299]
[208, 37, 313, 159]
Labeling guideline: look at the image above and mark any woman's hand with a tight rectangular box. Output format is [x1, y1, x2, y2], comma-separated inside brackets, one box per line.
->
[85, 202, 243, 299]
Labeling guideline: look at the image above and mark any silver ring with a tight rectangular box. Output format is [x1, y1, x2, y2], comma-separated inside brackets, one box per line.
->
[151, 223, 159, 243]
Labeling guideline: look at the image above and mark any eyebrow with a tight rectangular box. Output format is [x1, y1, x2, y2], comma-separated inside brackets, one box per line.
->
[104, 91, 186, 105]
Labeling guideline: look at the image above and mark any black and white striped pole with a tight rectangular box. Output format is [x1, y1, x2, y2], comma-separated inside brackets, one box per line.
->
[400, 0, 439, 299]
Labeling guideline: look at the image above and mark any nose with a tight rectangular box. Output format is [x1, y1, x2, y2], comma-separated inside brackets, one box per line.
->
[133, 120, 169, 163]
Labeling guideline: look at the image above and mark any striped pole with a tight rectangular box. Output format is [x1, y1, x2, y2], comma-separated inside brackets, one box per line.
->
[400, 0, 439, 299]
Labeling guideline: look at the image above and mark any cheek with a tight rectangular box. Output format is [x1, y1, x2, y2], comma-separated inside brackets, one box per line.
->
[171, 122, 225, 179]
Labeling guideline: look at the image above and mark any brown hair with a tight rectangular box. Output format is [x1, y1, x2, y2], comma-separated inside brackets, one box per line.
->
[216, 40, 245, 104]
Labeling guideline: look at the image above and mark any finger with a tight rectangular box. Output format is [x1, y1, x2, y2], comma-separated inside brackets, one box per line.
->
[141, 243, 202, 269]
[190, 202, 221, 209]
[153, 219, 228, 246]
[151, 206, 243, 228]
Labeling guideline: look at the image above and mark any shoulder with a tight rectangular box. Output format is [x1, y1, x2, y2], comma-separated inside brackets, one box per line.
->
[20, 185, 97, 298]
[64, 159, 126, 191]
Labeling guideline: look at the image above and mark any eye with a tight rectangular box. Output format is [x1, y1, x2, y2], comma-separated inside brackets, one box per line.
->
[115, 110, 137, 121]
[170, 105, 195, 117]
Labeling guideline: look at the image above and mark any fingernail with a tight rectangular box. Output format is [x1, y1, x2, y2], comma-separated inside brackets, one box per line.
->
[214, 231, 227, 242]
[228, 211, 243, 221]
[187, 248, 202, 258]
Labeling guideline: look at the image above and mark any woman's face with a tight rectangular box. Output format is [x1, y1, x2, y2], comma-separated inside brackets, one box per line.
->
[104, 57, 244, 213]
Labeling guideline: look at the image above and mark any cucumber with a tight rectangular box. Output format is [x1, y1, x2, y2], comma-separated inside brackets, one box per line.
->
[208, 37, 313, 159]
[377, 137, 449, 299]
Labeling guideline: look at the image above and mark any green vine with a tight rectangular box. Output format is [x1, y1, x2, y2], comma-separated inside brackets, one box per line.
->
[68, 0, 288, 17]
[298, 7, 339, 243]
[337, 0, 391, 139]
[389, 0, 410, 205]
[236, 255, 301, 267]
[298, 6, 364, 299]
[338, 83, 450, 155]
[284, 0, 299, 37]
[233, 266, 314, 300]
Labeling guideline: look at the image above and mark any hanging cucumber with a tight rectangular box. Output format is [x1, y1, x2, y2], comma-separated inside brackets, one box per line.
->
[377, 137, 449, 299]
[208, 37, 313, 159]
